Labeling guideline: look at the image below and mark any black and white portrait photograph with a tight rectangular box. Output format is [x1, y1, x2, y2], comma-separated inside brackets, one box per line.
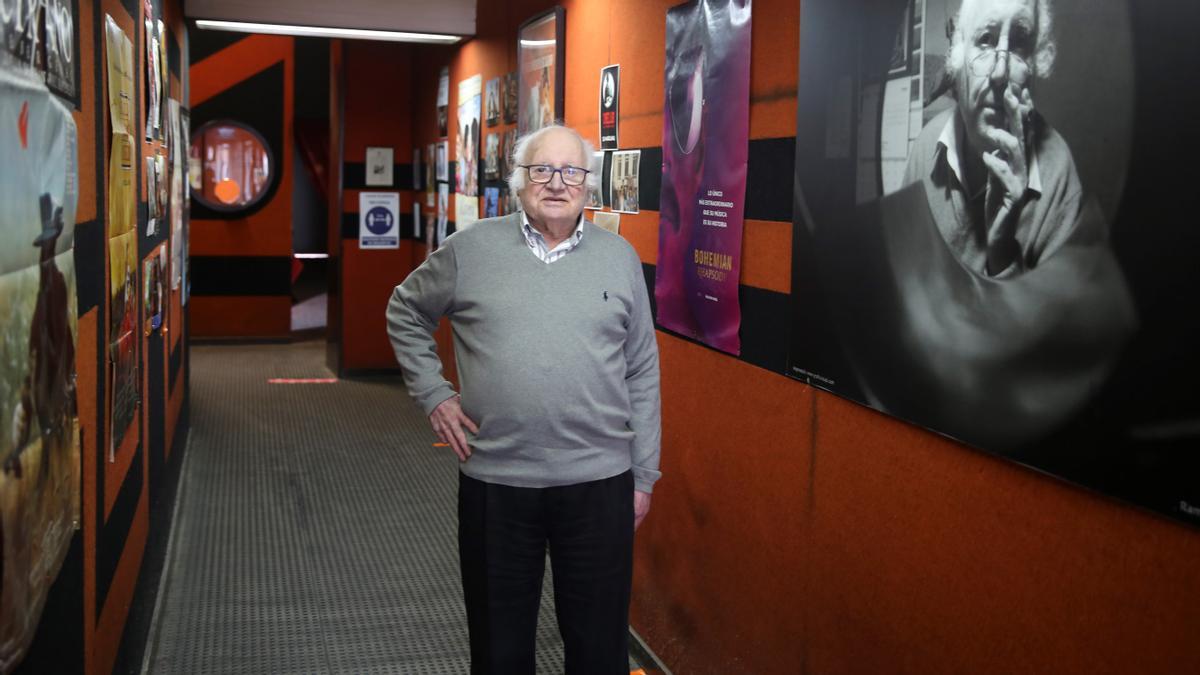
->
[790, 0, 1200, 526]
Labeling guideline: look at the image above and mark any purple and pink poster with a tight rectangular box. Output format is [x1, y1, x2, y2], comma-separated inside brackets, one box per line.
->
[655, 0, 751, 355]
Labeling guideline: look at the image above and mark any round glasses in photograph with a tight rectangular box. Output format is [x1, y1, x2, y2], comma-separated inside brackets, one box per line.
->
[522, 164, 590, 186]
[969, 48, 1031, 85]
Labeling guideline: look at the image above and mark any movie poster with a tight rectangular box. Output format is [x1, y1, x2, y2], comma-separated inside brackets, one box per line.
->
[789, 0, 1200, 527]
[0, 67, 80, 673]
[0, 0, 78, 104]
[517, 8, 562, 135]
[456, 74, 482, 230]
[600, 64, 619, 150]
[168, 100, 184, 290]
[654, 0, 752, 356]
[144, 11, 161, 140]
[108, 230, 138, 459]
[105, 15, 135, 239]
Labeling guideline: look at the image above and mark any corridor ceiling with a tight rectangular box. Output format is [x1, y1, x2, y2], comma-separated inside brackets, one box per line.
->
[185, 0, 476, 38]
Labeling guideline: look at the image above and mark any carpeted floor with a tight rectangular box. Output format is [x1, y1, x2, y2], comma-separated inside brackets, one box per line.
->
[142, 339, 600, 674]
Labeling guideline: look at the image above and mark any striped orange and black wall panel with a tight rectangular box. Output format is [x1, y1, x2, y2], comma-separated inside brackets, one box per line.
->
[16, 1, 191, 673]
[188, 33, 294, 338]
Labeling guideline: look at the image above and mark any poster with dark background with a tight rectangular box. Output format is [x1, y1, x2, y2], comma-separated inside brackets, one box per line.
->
[600, 64, 619, 149]
[790, 0, 1200, 527]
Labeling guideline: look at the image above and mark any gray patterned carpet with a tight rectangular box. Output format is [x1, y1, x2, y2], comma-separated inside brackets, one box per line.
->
[142, 340, 598, 674]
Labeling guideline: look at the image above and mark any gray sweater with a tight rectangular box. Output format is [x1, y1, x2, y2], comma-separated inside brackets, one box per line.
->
[386, 213, 662, 493]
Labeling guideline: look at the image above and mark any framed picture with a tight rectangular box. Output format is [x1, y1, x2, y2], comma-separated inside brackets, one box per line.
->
[517, 7, 565, 135]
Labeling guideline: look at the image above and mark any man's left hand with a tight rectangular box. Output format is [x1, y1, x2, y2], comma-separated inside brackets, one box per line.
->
[634, 490, 652, 531]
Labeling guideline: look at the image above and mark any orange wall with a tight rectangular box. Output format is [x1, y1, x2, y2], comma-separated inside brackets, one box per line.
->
[401, 1, 1200, 673]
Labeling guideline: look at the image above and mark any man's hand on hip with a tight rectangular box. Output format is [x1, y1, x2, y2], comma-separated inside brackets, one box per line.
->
[429, 395, 478, 462]
[634, 490, 652, 531]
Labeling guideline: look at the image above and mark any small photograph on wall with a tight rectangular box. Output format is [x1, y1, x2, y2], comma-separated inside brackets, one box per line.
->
[425, 143, 437, 206]
[594, 211, 620, 234]
[412, 147, 421, 190]
[484, 134, 500, 181]
[485, 77, 501, 127]
[484, 187, 500, 218]
[517, 7, 564, 135]
[365, 146, 393, 186]
[145, 156, 159, 236]
[500, 129, 516, 181]
[610, 149, 640, 214]
[586, 151, 604, 210]
[788, 0, 1200, 527]
[144, 253, 163, 333]
[502, 72, 518, 124]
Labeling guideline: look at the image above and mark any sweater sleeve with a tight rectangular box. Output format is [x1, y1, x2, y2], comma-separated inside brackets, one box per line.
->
[623, 251, 662, 493]
[386, 242, 459, 415]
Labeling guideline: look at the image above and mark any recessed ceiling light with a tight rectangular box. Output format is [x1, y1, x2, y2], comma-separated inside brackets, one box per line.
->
[194, 19, 462, 44]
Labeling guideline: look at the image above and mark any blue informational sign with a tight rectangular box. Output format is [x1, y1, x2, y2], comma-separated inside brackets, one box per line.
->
[359, 192, 400, 249]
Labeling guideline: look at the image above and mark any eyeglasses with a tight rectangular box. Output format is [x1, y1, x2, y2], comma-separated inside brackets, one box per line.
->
[520, 164, 590, 186]
[969, 48, 1031, 85]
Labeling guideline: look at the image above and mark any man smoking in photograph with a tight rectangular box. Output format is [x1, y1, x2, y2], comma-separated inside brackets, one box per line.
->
[820, 0, 1137, 451]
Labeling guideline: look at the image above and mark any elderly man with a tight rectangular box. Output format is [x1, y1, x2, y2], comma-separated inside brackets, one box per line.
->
[387, 124, 660, 674]
[904, 0, 1078, 277]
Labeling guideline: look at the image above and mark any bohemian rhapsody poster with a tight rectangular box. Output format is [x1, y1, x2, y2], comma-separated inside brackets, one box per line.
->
[654, 0, 751, 355]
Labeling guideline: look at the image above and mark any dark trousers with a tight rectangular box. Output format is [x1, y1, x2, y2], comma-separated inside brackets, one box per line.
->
[458, 470, 634, 675]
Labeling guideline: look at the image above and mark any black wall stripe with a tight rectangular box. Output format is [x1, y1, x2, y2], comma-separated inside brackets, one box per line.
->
[343, 163, 416, 191]
[188, 21, 249, 64]
[189, 62, 285, 221]
[74, 219, 103, 314]
[622, 138, 794, 222]
[189, 256, 292, 296]
[637, 147, 662, 212]
[120, 0, 137, 19]
[169, 339, 183, 391]
[15, 535, 83, 673]
[640, 262, 790, 374]
[166, 19, 181, 81]
[97, 443, 143, 616]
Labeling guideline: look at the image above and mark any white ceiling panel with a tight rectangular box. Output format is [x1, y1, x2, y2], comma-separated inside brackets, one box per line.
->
[186, 0, 476, 37]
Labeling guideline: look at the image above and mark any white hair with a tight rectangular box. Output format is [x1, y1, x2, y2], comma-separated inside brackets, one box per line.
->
[507, 124, 600, 199]
[946, 0, 1057, 82]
